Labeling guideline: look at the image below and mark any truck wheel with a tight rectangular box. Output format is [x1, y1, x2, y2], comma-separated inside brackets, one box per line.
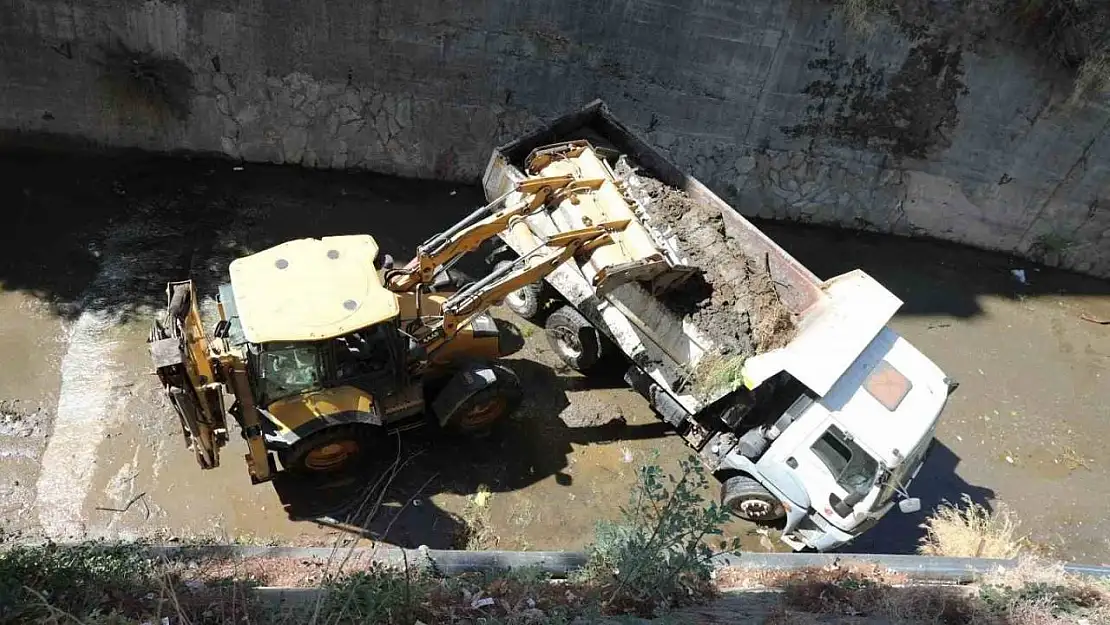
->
[545, 305, 604, 373]
[442, 363, 523, 435]
[494, 260, 543, 319]
[721, 475, 785, 522]
[279, 424, 378, 476]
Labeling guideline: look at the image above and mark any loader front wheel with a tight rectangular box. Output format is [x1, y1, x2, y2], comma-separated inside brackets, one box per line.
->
[442, 364, 522, 435]
[494, 261, 543, 319]
[545, 305, 603, 373]
[279, 424, 378, 476]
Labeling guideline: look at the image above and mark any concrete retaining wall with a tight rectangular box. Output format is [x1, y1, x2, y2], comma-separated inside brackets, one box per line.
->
[3, 0, 1109, 276]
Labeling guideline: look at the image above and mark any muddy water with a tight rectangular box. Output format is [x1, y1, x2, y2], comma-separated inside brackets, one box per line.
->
[0, 290, 66, 540]
[761, 223, 1110, 563]
[4, 150, 1110, 562]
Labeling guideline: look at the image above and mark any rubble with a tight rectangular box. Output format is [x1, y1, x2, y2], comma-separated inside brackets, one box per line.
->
[616, 163, 796, 361]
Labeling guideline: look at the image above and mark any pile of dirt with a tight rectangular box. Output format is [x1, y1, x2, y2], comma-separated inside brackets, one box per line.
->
[623, 170, 796, 360]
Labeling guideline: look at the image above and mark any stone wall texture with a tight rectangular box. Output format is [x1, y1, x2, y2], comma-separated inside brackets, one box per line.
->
[3, 0, 1109, 276]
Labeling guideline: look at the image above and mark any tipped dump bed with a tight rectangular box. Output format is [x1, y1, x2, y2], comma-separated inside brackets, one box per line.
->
[483, 101, 903, 414]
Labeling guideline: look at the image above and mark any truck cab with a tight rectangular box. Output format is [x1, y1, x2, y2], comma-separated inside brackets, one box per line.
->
[727, 326, 953, 550]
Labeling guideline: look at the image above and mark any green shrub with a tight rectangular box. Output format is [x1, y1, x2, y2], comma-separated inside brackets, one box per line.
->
[0, 541, 156, 624]
[580, 455, 740, 615]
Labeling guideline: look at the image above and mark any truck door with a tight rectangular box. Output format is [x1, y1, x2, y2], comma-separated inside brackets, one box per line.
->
[792, 423, 880, 532]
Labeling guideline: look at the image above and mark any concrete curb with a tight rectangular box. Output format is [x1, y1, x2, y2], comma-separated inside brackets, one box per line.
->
[139, 544, 1110, 582]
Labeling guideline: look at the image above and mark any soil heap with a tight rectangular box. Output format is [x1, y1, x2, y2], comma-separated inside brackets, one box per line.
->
[618, 164, 796, 361]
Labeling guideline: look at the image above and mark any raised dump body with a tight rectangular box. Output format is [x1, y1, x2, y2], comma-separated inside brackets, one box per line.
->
[482, 101, 957, 551]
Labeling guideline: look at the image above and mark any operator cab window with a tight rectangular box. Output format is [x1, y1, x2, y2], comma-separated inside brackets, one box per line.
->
[811, 426, 878, 496]
[259, 344, 323, 401]
[333, 323, 400, 384]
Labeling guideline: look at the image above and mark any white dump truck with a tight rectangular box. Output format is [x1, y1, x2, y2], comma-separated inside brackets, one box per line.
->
[481, 101, 958, 551]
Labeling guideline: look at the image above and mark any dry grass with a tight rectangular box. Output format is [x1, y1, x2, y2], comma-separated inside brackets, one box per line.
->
[833, 0, 1110, 102]
[688, 353, 748, 400]
[720, 559, 1110, 625]
[917, 494, 1026, 558]
[1070, 51, 1110, 103]
[836, 0, 894, 34]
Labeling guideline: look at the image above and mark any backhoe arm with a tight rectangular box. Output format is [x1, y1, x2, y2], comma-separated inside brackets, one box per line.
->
[422, 219, 629, 351]
[385, 175, 592, 292]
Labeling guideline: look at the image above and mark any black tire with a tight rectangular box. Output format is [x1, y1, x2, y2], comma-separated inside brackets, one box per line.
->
[279, 423, 379, 476]
[721, 475, 785, 522]
[494, 260, 543, 319]
[442, 363, 523, 435]
[544, 305, 603, 373]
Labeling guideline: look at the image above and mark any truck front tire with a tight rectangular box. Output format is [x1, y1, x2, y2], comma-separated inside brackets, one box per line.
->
[721, 475, 785, 522]
[544, 305, 604, 373]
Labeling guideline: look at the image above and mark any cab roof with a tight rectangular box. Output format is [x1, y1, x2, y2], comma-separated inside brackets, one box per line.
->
[229, 235, 399, 344]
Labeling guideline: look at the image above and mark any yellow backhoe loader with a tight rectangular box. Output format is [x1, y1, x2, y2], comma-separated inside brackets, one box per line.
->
[147, 173, 640, 484]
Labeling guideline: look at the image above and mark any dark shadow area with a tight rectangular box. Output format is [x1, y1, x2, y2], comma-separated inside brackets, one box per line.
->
[0, 145, 483, 320]
[4, 144, 1107, 325]
[754, 219, 1110, 319]
[836, 440, 996, 555]
[273, 357, 674, 548]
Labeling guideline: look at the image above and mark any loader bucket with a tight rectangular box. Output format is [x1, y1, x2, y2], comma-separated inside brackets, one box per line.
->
[148, 281, 228, 469]
[524, 140, 697, 294]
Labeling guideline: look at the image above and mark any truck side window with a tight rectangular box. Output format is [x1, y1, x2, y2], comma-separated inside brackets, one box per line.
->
[811, 426, 878, 495]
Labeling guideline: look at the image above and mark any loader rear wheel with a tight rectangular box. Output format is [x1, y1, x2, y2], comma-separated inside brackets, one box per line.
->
[443, 364, 522, 435]
[495, 260, 543, 319]
[545, 305, 603, 373]
[722, 475, 785, 523]
[279, 424, 378, 476]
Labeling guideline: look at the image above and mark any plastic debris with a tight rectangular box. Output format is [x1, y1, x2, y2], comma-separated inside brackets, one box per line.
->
[471, 485, 492, 508]
[1010, 269, 1027, 284]
[472, 597, 495, 608]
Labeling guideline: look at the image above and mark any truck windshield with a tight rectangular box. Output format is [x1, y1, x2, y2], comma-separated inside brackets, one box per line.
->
[258, 344, 324, 401]
[811, 426, 878, 496]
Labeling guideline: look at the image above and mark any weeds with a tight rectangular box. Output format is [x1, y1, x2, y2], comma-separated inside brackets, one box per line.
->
[688, 354, 748, 401]
[837, 0, 894, 34]
[579, 455, 740, 615]
[0, 541, 156, 624]
[918, 494, 1026, 558]
[831, 0, 1110, 101]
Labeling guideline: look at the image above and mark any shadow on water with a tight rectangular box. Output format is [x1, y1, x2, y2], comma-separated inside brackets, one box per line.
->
[837, 440, 996, 555]
[2, 142, 1108, 325]
[272, 358, 673, 548]
[0, 143, 485, 320]
[754, 219, 1110, 319]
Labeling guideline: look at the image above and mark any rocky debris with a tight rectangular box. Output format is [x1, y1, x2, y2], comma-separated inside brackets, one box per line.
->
[616, 163, 796, 360]
[0, 400, 46, 438]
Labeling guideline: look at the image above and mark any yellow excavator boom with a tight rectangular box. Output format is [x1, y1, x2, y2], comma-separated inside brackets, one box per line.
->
[385, 175, 582, 292]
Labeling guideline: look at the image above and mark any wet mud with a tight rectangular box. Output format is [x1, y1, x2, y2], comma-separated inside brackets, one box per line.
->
[618, 164, 796, 359]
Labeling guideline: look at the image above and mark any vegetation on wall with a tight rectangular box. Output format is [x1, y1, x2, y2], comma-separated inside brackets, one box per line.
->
[833, 0, 1110, 101]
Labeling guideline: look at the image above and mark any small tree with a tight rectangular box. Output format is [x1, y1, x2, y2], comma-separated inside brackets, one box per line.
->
[581, 454, 741, 614]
